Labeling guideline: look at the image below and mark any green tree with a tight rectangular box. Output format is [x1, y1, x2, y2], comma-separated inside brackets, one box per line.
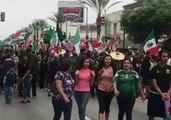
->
[79, 0, 121, 37]
[121, 0, 171, 43]
[134, 0, 145, 3]
[48, 12, 65, 31]
[38, 19, 48, 30]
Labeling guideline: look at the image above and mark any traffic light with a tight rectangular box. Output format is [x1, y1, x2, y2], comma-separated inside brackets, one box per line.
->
[101, 17, 105, 24]
[0, 12, 5, 22]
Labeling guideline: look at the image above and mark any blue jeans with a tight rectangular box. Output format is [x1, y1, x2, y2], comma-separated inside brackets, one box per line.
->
[74, 91, 90, 120]
[22, 80, 31, 99]
[31, 73, 37, 97]
[4, 86, 13, 102]
[52, 97, 72, 120]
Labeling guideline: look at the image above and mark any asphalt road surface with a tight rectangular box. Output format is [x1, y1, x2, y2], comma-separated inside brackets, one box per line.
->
[0, 89, 163, 120]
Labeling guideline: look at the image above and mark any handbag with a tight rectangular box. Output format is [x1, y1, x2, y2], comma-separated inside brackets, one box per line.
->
[164, 100, 171, 119]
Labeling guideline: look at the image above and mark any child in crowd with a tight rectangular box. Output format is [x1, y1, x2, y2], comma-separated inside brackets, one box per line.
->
[4, 67, 16, 104]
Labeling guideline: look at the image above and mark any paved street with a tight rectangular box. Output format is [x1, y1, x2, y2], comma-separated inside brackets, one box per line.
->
[0, 89, 162, 120]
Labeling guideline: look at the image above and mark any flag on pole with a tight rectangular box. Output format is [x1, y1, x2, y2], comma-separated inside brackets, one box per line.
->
[74, 28, 80, 55]
[14, 32, 26, 40]
[143, 30, 159, 55]
[12, 42, 17, 52]
[89, 36, 94, 52]
[49, 28, 57, 44]
[24, 33, 31, 42]
[26, 40, 33, 47]
[97, 35, 101, 42]
[57, 22, 64, 42]
[94, 36, 102, 48]
[3, 37, 12, 47]
[14, 32, 21, 39]
[32, 41, 38, 55]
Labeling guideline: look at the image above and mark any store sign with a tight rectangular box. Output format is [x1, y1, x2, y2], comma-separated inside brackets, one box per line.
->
[59, 7, 84, 23]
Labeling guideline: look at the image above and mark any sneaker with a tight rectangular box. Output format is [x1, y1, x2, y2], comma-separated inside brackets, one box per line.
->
[48, 92, 51, 97]
[20, 100, 27, 103]
[33, 96, 37, 98]
[5, 101, 11, 104]
[26, 100, 31, 103]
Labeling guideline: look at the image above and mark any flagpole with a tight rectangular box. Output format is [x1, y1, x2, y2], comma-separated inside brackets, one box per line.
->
[36, 21, 39, 54]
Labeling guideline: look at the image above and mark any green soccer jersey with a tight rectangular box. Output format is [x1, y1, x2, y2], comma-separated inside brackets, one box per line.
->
[113, 70, 139, 97]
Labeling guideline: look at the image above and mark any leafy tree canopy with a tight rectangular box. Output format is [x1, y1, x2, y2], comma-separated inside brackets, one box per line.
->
[121, 0, 171, 43]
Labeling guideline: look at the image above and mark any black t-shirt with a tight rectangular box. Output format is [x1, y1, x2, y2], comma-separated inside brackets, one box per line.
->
[3, 58, 16, 74]
[150, 64, 171, 92]
[132, 57, 141, 74]
[5, 72, 16, 86]
[18, 62, 31, 78]
[140, 56, 151, 78]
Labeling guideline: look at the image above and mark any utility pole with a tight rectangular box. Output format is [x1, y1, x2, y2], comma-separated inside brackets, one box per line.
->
[85, 7, 89, 40]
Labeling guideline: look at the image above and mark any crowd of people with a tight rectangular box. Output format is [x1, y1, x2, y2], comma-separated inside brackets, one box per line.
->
[0, 45, 171, 120]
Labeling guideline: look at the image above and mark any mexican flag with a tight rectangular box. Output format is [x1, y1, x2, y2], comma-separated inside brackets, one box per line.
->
[26, 40, 33, 47]
[14, 32, 26, 40]
[74, 28, 80, 55]
[143, 31, 159, 55]
[97, 36, 102, 42]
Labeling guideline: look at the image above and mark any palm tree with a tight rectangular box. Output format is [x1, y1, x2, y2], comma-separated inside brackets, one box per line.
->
[38, 19, 48, 30]
[31, 19, 48, 31]
[31, 19, 48, 39]
[79, 0, 121, 37]
[48, 12, 65, 32]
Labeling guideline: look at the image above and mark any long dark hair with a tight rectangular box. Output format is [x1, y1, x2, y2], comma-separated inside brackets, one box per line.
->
[77, 56, 92, 70]
[97, 54, 115, 72]
[58, 59, 71, 72]
[97, 54, 116, 75]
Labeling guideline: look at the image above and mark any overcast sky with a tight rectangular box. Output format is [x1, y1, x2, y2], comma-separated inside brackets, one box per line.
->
[0, 0, 135, 40]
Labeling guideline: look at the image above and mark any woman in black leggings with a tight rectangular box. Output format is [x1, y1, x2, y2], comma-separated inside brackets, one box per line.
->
[113, 59, 145, 120]
[96, 54, 115, 120]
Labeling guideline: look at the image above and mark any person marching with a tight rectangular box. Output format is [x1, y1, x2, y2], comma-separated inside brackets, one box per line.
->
[74, 56, 95, 120]
[113, 58, 145, 120]
[4, 66, 16, 104]
[52, 59, 74, 120]
[147, 50, 171, 120]
[18, 55, 32, 103]
[96, 54, 116, 120]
